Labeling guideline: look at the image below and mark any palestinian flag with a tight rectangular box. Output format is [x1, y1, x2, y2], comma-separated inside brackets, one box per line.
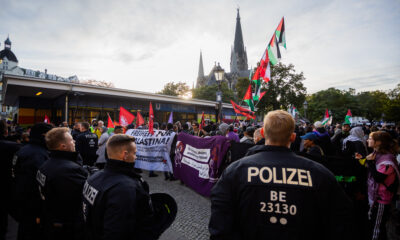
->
[322, 109, 330, 125]
[291, 106, 299, 118]
[267, 33, 280, 66]
[345, 109, 352, 125]
[230, 100, 256, 119]
[259, 91, 267, 101]
[243, 84, 254, 111]
[259, 49, 271, 83]
[275, 17, 286, 49]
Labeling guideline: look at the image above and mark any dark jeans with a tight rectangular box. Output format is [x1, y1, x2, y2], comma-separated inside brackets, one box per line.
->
[17, 216, 43, 240]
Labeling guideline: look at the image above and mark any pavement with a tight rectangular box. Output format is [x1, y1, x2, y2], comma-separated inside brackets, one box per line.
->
[6, 170, 211, 240]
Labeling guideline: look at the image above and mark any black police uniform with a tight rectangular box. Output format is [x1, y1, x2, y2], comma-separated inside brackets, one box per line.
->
[209, 145, 354, 240]
[75, 130, 98, 166]
[36, 150, 88, 240]
[82, 159, 157, 240]
[13, 139, 49, 239]
[0, 136, 21, 239]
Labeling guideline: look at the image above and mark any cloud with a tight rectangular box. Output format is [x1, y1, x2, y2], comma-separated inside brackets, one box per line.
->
[0, 0, 399, 94]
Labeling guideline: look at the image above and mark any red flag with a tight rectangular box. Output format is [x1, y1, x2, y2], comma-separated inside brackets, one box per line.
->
[347, 109, 352, 117]
[148, 102, 154, 135]
[259, 91, 267, 101]
[325, 109, 329, 119]
[119, 107, 135, 126]
[107, 113, 115, 128]
[230, 100, 256, 119]
[136, 111, 145, 127]
[44, 114, 50, 123]
[199, 112, 205, 130]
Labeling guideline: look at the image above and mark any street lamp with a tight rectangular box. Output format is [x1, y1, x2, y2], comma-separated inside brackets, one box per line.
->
[214, 63, 224, 123]
[303, 100, 308, 119]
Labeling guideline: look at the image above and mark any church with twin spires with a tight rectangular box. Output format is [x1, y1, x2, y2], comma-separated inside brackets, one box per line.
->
[196, 9, 250, 91]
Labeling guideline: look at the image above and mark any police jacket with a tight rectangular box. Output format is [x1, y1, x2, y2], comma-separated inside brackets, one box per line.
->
[0, 136, 21, 215]
[13, 139, 49, 217]
[209, 145, 354, 240]
[75, 130, 98, 162]
[37, 150, 88, 226]
[83, 159, 156, 240]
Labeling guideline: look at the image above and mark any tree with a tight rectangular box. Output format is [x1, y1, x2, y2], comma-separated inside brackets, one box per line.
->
[158, 82, 190, 97]
[192, 82, 235, 103]
[256, 63, 307, 114]
[384, 83, 400, 123]
[235, 77, 252, 100]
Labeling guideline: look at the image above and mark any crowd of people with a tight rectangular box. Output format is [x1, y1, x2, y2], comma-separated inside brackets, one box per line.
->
[1, 114, 400, 240]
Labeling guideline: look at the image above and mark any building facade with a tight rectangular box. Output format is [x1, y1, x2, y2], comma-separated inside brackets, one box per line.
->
[0, 36, 244, 126]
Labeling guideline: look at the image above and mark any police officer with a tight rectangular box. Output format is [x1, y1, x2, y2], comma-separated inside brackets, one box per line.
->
[75, 122, 98, 166]
[209, 110, 354, 240]
[37, 127, 88, 240]
[0, 120, 21, 240]
[13, 122, 53, 240]
[82, 134, 177, 240]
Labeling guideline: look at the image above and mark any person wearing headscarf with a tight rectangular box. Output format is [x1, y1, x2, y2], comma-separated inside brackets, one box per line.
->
[95, 126, 110, 169]
[342, 126, 367, 159]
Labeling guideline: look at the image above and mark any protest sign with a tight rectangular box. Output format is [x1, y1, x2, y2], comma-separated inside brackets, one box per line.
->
[173, 133, 230, 196]
[126, 129, 176, 172]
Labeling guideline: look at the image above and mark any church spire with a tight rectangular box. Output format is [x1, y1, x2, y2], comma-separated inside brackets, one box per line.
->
[198, 51, 204, 78]
[230, 8, 248, 73]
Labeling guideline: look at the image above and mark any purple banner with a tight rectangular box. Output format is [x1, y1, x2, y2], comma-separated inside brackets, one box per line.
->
[173, 133, 231, 197]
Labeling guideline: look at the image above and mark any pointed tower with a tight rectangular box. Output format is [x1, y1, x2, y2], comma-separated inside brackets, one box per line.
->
[196, 51, 206, 88]
[230, 8, 248, 73]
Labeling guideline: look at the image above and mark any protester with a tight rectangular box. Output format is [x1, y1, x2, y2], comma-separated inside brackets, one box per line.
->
[0, 120, 21, 240]
[342, 126, 367, 159]
[13, 123, 53, 240]
[76, 122, 98, 166]
[71, 122, 81, 141]
[82, 134, 177, 239]
[356, 131, 400, 240]
[313, 121, 334, 155]
[95, 126, 110, 169]
[36, 127, 88, 240]
[253, 128, 265, 145]
[240, 127, 254, 144]
[219, 123, 239, 143]
[301, 132, 324, 158]
[209, 110, 353, 239]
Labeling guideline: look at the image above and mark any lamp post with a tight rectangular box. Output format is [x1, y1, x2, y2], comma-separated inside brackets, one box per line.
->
[303, 100, 308, 119]
[214, 63, 224, 123]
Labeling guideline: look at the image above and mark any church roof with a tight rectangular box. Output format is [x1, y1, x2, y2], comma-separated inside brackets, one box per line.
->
[0, 48, 18, 62]
[233, 9, 245, 56]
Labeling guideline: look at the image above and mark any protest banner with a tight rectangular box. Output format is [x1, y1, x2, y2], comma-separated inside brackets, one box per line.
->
[173, 132, 230, 196]
[126, 129, 176, 172]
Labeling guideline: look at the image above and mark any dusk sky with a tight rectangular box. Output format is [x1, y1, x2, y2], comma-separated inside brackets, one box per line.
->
[1, 0, 399, 94]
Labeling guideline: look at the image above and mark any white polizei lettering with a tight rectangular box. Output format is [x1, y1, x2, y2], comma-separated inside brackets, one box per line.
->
[270, 191, 278, 201]
[259, 167, 272, 183]
[36, 170, 46, 187]
[248, 167, 259, 182]
[297, 169, 309, 186]
[83, 181, 99, 205]
[272, 167, 283, 184]
[282, 168, 287, 184]
[286, 168, 298, 185]
[307, 170, 313, 187]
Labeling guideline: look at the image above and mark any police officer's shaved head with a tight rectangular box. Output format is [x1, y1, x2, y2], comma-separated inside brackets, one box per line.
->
[81, 122, 90, 131]
[263, 110, 295, 146]
[45, 127, 74, 151]
[106, 134, 136, 162]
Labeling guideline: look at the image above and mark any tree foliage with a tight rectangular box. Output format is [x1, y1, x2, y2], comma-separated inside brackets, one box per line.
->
[192, 81, 235, 103]
[157, 82, 190, 97]
[305, 84, 400, 123]
[81, 79, 115, 88]
[254, 63, 307, 114]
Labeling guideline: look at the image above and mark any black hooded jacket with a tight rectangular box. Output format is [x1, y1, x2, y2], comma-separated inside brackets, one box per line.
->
[209, 145, 354, 240]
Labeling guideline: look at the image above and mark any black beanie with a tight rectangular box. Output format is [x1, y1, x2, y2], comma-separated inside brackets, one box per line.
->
[30, 123, 53, 140]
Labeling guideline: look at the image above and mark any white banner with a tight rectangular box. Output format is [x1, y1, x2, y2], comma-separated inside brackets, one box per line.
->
[126, 129, 176, 172]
